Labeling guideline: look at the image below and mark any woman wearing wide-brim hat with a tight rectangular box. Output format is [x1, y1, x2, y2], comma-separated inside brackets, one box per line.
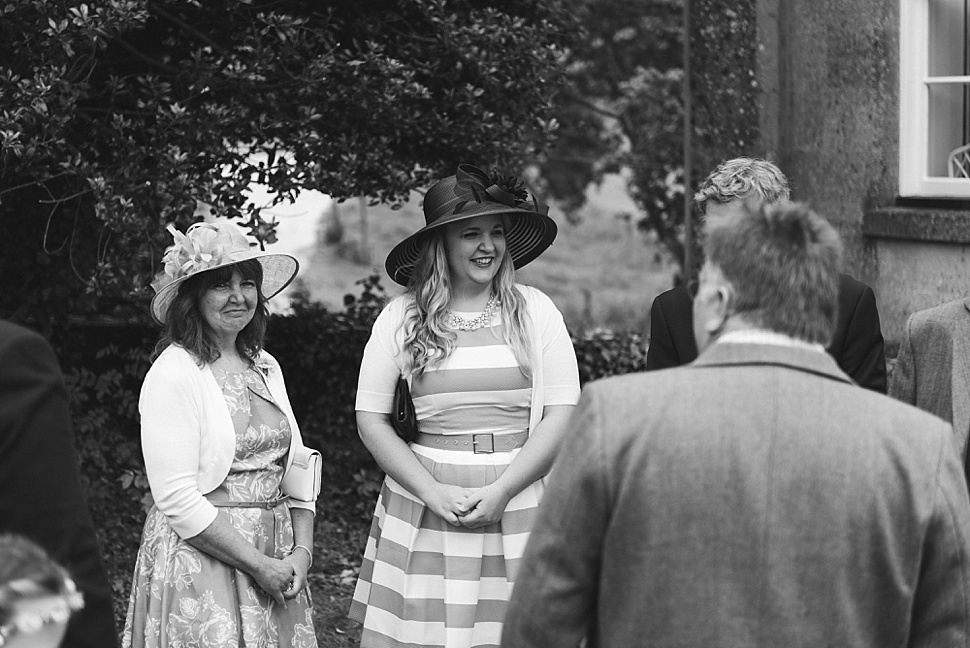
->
[123, 221, 321, 647]
[349, 164, 580, 647]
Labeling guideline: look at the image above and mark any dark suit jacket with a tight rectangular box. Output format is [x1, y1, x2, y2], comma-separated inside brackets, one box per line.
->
[0, 320, 118, 648]
[645, 273, 888, 393]
[890, 298, 970, 473]
[502, 343, 970, 648]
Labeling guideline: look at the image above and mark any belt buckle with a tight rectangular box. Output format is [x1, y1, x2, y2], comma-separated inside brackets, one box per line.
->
[263, 500, 276, 510]
[473, 433, 494, 454]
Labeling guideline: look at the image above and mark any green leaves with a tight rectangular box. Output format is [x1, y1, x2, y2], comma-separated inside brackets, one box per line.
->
[533, 0, 688, 269]
[1, 0, 576, 323]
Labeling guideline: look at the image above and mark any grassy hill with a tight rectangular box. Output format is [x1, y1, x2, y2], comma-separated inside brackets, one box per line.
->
[271, 176, 678, 334]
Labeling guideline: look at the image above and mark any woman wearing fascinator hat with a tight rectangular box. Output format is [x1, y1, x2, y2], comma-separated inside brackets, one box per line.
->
[349, 165, 580, 647]
[123, 221, 320, 647]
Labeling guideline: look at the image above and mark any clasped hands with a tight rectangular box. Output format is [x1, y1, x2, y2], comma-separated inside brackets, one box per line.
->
[428, 482, 511, 529]
[255, 548, 311, 605]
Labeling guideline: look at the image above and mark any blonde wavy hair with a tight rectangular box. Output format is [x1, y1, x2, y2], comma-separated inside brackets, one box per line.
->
[400, 225, 532, 379]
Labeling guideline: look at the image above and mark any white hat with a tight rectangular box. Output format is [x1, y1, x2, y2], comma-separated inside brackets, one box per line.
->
[149, 221, 299, 325]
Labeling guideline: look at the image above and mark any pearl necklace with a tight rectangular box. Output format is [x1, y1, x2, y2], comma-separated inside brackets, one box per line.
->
[449, 294, 498, 332]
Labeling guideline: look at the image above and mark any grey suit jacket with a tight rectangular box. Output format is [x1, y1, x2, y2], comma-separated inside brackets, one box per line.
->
[890, 298, 970, 465]
[503, 342, 970, 648]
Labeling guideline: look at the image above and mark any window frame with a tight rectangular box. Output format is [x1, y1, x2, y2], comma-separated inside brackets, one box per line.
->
[900, 0, 970, 198]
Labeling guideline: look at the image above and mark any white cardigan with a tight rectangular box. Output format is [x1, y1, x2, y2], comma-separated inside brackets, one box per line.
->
[139, 345, 315, 538]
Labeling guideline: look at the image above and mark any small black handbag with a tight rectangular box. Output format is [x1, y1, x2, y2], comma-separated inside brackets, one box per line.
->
[391, 374, 418, 443]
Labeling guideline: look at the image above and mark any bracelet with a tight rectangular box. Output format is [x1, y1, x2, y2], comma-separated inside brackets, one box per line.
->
[290, 544, 313, 568]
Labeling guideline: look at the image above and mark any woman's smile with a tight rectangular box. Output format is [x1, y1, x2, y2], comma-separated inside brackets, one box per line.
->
[444, 214, 507, 292]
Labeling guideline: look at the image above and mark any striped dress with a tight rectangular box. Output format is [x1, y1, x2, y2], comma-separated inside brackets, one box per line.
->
[350, 290, 579, 648]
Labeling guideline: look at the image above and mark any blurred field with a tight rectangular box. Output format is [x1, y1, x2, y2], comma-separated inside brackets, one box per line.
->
[270, 176, 678, 334]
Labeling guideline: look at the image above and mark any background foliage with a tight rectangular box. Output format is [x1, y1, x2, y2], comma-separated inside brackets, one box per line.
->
[0, 0, 579, 324]
[535, 0, 688, 272]
[533, 0, 762, 280]
[689, 1, 760, 183]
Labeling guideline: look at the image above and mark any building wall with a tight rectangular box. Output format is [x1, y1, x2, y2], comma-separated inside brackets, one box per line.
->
[748, 0, 970, 351]
[757, 0, 898, 272]
[690, 0, 970, 350]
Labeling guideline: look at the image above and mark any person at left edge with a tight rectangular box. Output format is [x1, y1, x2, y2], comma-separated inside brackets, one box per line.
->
[123, 221, 319, 647]
[0, 319, 117, 648]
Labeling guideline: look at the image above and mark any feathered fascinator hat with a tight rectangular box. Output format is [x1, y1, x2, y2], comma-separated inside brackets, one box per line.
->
[384, 164, 558, 286]
[149, 221, 299, 325]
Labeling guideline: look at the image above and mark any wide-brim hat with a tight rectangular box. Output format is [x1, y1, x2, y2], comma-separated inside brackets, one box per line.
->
[385, 164, 558, 286]
[149, 221, 299, 325]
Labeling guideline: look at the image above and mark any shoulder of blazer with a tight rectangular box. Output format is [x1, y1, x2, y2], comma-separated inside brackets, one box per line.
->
[836, 273, 871, 312]
[655, 284, 692, 320]
[0, 319, 36, 345]
[908, 298, 970, 331]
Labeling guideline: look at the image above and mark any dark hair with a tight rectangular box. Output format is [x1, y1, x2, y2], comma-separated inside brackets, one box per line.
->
[704, 200, 842, 345]
[152, 259, 268, 364]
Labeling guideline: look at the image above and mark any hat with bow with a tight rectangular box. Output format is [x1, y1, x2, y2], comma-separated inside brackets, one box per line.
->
[385, 164, 558, 286]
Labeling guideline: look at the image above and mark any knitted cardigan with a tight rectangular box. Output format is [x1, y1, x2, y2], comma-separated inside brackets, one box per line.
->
[139, 344, 315, 538]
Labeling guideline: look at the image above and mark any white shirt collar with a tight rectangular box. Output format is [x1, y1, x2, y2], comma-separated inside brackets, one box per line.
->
[716, 329, 826, 354]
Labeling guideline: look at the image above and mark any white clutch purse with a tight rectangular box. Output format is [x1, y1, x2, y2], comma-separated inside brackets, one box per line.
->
[281, 445, 322, 502]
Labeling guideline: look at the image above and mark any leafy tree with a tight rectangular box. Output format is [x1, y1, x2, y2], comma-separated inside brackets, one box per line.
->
[535, 0, 762, 281]
[0, 0, 578, 324]
[533, 0, 690, 274]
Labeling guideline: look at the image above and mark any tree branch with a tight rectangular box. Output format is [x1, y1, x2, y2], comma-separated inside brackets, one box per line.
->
[0, 172, 74, 198]
[150, 4, 233, 59]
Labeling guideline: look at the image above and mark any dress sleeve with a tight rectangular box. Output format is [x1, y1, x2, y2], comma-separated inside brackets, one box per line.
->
[535, 291, 581, 406]
[355, 301, 406, 414]
[140, 353, 218, 539]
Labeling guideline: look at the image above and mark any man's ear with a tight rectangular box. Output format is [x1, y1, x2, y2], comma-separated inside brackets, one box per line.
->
[705, 283, 733, 334]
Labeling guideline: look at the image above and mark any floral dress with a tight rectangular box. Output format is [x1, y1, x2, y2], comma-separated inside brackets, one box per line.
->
[123, 367, 317, 648]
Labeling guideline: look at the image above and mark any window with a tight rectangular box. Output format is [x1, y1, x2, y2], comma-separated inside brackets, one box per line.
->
[900, 0, 970, 197]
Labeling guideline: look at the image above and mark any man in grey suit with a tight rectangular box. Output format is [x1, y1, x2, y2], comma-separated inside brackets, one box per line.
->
[502, 201, 970, 648]
[891, 299, 970, 475]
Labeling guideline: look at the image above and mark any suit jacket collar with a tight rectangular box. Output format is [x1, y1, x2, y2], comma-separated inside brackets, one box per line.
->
[691, 340, 855, 386]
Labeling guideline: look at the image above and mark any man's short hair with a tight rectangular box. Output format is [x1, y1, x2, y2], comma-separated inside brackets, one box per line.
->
[705, 200, 842, 345]
[693, 157, 791, 214]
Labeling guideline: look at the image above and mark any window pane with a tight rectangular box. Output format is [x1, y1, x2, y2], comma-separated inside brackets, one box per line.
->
[929, 0, 969, 76]
[928, 83, 970, 176]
